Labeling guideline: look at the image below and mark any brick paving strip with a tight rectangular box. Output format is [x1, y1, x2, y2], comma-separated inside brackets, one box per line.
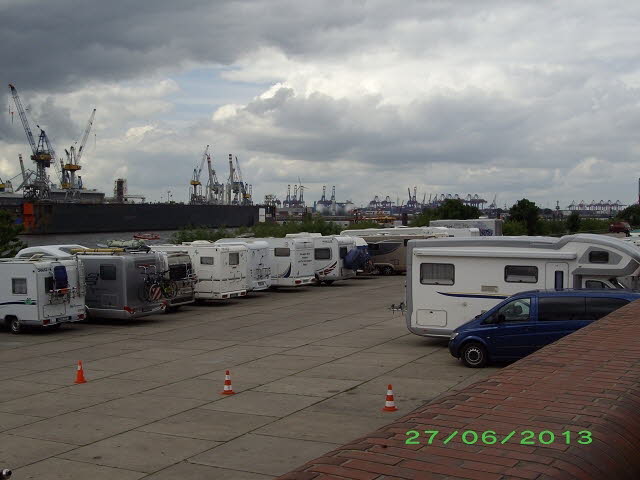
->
[279, 300, 640, 480]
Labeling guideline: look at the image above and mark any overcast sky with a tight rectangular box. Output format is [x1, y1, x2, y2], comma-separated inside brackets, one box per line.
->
[1, 0, 639, 209]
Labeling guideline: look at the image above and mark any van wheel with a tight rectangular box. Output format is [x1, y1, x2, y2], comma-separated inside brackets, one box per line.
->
[460, 342, 488, 368]
[7, 317, 21, 334]
[381, 266, 394, 276]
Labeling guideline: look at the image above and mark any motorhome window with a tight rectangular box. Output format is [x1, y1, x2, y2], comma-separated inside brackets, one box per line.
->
[12, 278, 27, 295]
[200, 256, 214, 265]
[538, 297, 586, 321]
[229, 252, 240, 265]
[495, 298, 531, 323]
[274, 248, 290, 257]
[585, 297, 629, 320]
[100, 265, 117, 280]
[420, 263, 454, 285]
[588, 251, 609, 263]
[504, 265, 538, 283]
[44, 276, 54, 292]
[315, 248, 331, 260]
[585, 280, 608, 289]
[367, 243, 379, 251]
[339, 247, 348, 258]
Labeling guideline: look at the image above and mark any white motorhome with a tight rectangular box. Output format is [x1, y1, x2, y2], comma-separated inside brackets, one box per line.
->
[429, 219, 503, 236]
[340, 227, 480, 238]
[0, 256, 86, 333]
[152, 241, 248, 300]
[214, 239, 272, 291]
[406, 234, 640, 338]
[236, 237, 314, 287]
[285, 234, 357, 284]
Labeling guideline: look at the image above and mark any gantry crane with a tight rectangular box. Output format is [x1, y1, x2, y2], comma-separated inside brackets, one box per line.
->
[205, 150, 225, 204]
[234, 156, 252, 205]
[62, 108, 96, 197]
[8, 83, 57, 200]
[189, 145, 209, 204]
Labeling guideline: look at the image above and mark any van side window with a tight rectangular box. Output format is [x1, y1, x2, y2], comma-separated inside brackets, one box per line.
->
[504, 265, 538, 283]
[494, 298, 531, 323]
[539, 297, 586, 321]
[585, 297, 629, 320]
[200, 256, 214, 265]
[420, 263, 454, 285]
[229, 252, 239, 265]
[12, 278, 27, 295]
[339, 247, 348, 258]
[315, 248, 331, 260]
[99, 265, 117, 281]
[589, 251, 609, 263]
[274, 248, 290, 257]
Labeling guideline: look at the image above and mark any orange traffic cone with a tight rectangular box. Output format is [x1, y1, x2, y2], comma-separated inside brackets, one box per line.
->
[74, 360, 87, 384]
[382, 384, 398, 412]
[220, 370, 235, 395]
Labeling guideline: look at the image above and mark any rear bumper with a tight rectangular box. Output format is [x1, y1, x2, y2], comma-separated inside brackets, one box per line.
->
[252, 280, 271, 291]
[195, 290, 247, 300]
[87, 304, 164, 319]
[23, 313, 85, 327]
[272, 277, 314, 287]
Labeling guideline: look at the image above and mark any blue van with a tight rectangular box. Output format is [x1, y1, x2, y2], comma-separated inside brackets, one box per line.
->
[449, 289, 640, 368]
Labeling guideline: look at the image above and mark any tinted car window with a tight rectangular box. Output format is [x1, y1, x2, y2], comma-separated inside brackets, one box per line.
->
[585, 297, 629, 320]
[538, 297, 586, 321]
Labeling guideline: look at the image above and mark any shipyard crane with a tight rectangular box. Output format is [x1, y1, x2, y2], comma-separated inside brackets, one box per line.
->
[62, 108, 96, 196]
[8, 83, 56, 199]
[189, 145, 209, 204]
[205, 150, 225, 204]
[235, 156, 252, 205]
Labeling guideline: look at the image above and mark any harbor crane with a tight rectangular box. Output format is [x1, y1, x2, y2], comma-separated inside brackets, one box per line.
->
[189, 145, 209, 204]
[205, 150, 225, 204]
[8, 83, 57, 200]
[227, 154, 252, 205]
[62, 108, 96, 198]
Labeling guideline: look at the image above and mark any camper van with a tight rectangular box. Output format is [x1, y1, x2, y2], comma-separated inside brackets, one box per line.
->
[405, 234, 640, 338]
[340, 226, 481, 238]
[237, 237, 314, 287]
[72, 250, 166, 319]
[214, 239, 272, 291]
[16, 244, 91, 258]
[429, 219, 503, 236]
[152, 241, 248, 299]
[0, 257, 86, 333]
[285, 234, 357, 284]
[156, 251, 196, 310]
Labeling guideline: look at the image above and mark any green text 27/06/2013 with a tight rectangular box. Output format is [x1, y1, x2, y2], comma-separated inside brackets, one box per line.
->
[405, 430, 593, 446]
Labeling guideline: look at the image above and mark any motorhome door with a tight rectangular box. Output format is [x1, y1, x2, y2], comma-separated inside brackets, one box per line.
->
[545, 263, 569, 289]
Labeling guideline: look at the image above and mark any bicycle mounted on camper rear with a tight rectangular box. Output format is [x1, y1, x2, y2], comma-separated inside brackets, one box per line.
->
[138, 264, 178, 301]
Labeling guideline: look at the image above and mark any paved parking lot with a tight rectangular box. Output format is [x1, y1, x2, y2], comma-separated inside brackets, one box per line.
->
[0, 276, 498, 479]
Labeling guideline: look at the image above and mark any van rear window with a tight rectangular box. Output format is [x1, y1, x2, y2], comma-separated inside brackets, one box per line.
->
[274, 248, 290, 257]
[504, 265, 538, 283]
[229, 252, 240, 265]
[538, 297, 585, 321]
[420, 263, 454, 285]
[100, 265, 117, 281]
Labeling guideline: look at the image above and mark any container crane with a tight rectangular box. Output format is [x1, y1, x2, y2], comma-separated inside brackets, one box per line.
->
[205, 150, 225, 204]
[235, 156, 252, 205]
[8, 83, 56, 200]
[189, 145, 208, 204]
[63, 108, 96, 196]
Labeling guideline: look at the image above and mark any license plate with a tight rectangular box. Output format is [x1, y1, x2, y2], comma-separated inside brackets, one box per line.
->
[56, 316, 71, 323]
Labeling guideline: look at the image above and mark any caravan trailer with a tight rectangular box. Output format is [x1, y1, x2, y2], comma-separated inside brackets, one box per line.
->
[405, 234, 640, 338]
[74, 250, 166, 319]
[285, 234, 357, 284]
[214, 239, 272, 291]
[152, 241, 248, 299]
[0, 257, 86, 333]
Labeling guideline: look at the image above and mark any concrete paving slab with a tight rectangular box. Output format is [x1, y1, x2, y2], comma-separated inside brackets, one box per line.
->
[143, 462, 272, 480]
[241, 336, 311, 348]
[299, 361, 395, 380]
[197, 366, 299, 386]
[171, 339, 238, 351]
[255, 410, 392, 444]
[113, 359, 220, 382]
[13, 457, 146, 480]
[202, 391, 321, 417]
[58, 430, 217, 473]
[55, 377, 163, 399]
[7, 411, 146, 445]
[143, 377, 255, 400]
[0, 368, 35, 381]
[121, 347, 207, 361]
[138, 408, 276, 441]
[190, 433, 336, 476]
[49, 345, 140, 362]
[280, 344, 362, 358]
[83, 355, 168, 373]
[253, 376, 361, 397]
[240, 354, 332, 371]
[79, 393, 208, 421]
[0, 433, 75, 468]
[60, 333, 134, 344]
[2, 355, 77, 372]
[0, 411, 44, 432]
[0, 391, 107, 417]
[330, 351, 426, 367]
[0, 379, 59, 402]
[312, 330, 404, 347]
[15, 367, 114, 386]
[307, 390, 425, 419]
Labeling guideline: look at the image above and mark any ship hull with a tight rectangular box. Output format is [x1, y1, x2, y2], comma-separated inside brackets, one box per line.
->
[11, 202, 270, 234]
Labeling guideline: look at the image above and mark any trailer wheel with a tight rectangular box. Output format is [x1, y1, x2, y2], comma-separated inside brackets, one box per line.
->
[7, 317, 21, 334]
[381, 266, 394, 276]
[460, 342, 488, 368]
